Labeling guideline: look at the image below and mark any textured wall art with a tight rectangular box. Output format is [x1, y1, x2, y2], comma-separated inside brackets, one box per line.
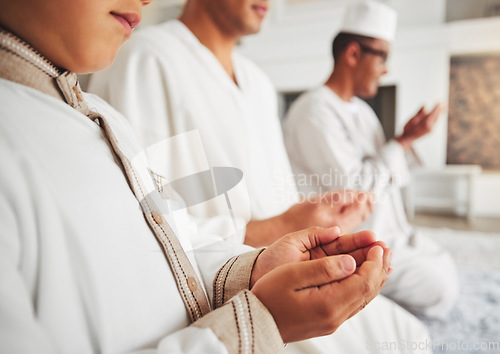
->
[447, 54, 500, 170]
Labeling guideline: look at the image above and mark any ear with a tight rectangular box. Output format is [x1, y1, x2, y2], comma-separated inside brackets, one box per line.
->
[344, 42, 362, 68]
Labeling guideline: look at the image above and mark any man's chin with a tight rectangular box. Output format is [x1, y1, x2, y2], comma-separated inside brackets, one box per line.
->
[358, 91, 379, 100]
[244, 23, 263, 36]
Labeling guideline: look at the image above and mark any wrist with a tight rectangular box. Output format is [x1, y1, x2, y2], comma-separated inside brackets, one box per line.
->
[396, 135, 412, 151]
[250, 250, 267, 288]
[245, 215, 288, 248]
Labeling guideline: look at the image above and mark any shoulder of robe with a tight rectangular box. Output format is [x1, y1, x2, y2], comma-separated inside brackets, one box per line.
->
[352, 96, 377, 115]
[352, 96, 380, 124]
[119, 21, 187, 60]
[234, 53, 276, 93]
[286, 87, 339, 125]
[0, 79, 73, 127]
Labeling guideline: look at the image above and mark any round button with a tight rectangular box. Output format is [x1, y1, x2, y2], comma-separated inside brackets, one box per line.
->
[151, 212, 164, 225]
[187, 277, 198, 292]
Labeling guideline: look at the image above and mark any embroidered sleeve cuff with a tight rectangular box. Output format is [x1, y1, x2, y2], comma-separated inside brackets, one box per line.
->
[192, 290, 284, 354]
[213, 248, 264, 308]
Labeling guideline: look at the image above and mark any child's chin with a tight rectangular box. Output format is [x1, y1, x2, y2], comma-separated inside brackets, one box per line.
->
[79, 55, 117, 75]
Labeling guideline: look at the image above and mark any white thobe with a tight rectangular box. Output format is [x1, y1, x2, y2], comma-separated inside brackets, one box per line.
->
[89, 20, 433, 352]
[284, 86, 412, 248]
[283, 86, 459, 318]
[0, 78, 276, 353]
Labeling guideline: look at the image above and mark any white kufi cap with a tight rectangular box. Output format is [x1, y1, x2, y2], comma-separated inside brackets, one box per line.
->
[340, 1, 397, 42]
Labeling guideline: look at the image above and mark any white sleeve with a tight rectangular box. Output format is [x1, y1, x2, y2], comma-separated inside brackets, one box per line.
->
[285, 99, 410, 195]
[0, 138, 281, 354]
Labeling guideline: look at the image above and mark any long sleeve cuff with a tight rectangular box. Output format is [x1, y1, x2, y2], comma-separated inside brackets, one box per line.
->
[212, 248, 264, 308]
[191, 290, 284, 354]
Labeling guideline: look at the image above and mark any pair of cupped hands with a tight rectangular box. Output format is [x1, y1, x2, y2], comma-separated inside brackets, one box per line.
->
[249, 226, 393, 343]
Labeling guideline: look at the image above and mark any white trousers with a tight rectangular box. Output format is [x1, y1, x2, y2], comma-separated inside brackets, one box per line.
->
[286, 295, 432, 354]
[381, 234, 459, 319]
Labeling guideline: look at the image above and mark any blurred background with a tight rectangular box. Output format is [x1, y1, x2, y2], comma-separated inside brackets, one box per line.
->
[139, 0, 500, 233]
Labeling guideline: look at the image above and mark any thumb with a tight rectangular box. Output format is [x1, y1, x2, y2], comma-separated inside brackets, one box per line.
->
[414, 106, 425, 118]
[288, 255, 356, 290]
[285, 226, 342, 252]
[429, 102, 444, 121]
[365, 245, 384, 264]
[431, 102, 444, 114]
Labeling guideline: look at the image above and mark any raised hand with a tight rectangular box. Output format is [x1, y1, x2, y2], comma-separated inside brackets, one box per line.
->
[245, 190, 373, 248]
[396, 103, 444, 151]
[311, 189, 373, 232]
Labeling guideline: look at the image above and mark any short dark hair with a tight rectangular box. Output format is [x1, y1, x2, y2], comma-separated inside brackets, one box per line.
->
[332, 32, 376, 62]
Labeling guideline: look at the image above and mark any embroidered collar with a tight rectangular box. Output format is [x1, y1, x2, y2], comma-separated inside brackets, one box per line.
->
[0, 28, 61, 78]
[0, 27, 91, 113]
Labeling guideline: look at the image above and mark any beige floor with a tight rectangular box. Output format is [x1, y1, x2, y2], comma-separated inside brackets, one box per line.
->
[410, 212, 500, 233]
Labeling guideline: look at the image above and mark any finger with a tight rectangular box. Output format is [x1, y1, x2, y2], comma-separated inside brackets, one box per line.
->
[342, 190, 370, 206]
[428, 103, 443, 124]
[359, 191, 375, 212]
[318, 189, 354, 206]
[366, 196, 374, 212]
[288, 255, 356, 290]
[365, 245, 384, 264]
[439, 102, 448, 115]
[313, 189, 350, 204]
[334, 201, 372, 232]
[345, 241, 389, 266]
[412, 106, 426, 122]
[325, 189, 370, 206]
[431, 102, 444, 115]
[322, 230, 377, 256]
[286, 226, 342, 252]
[353, 196, 373, 216]
[382, 246, 394, 272]
[329, 210, 361, 236]
[341, 189, 365, 204]
[339, 198, 367, 216]
[357, 246, 390, 288]
[350, 245, 388, 288]
[314, 247, 387, 323]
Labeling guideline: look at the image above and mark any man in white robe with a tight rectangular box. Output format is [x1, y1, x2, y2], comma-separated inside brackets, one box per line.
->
[283, 1, 459, 319]
[0, 0, 401, 351]
[88, 2, 373, 250]
[88, 0, 433, 352]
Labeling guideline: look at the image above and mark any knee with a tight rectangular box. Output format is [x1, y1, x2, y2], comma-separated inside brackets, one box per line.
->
[420, 259, 459, 320]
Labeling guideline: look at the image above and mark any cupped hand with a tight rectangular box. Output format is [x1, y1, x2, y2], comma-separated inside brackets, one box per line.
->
[397, 103, 444, 150]
[244, 190, 372, 248]
[250, 226, 388, 287]
[282, 190, 373, 234]
[251, 245, 392, 343]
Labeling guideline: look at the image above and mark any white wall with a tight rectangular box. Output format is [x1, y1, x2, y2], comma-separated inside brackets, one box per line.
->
[474, 174, 500, 217]
[238, 0, 500, 216]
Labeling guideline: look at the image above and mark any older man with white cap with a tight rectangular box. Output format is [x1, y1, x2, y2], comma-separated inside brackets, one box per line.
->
[284, 0, 459, 320]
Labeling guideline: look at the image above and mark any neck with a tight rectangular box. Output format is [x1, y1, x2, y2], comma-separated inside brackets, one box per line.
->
[324, 67, 355, 102]
[179, 8, 239, 83]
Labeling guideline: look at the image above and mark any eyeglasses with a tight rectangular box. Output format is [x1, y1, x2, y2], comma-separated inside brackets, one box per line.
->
[358, 43, 389, 63]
